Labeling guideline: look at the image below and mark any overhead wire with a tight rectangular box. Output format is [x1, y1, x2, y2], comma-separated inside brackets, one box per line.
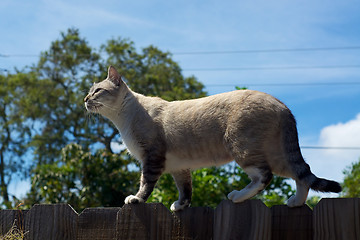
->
[172, 46, 360, 55]
[2, 46, 360, 87]
[205, 82, 360, 87]
[183, 65, 360, 71]
[2, 45, 360, 57]
[301, 146, 360, 150]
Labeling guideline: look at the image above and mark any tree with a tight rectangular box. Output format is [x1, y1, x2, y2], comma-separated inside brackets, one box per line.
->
[29, 28, 104, 163]
[27, 144, 139, 211]
[0, 71, 41, 208]
[342, 159, 360, 197]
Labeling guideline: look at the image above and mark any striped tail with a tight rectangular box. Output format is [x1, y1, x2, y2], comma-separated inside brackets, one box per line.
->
[281, 110, 342, 193]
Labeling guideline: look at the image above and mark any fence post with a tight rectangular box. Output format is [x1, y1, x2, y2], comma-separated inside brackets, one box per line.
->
[213, 200, 271, 240]
[313, 198, 360, 240]
[173, 206, 214, 240]
[117, 203, 174, 240]
[24, 204, 78, 240]
[77, 207, 120, 240]
[271, 205, 313, 240]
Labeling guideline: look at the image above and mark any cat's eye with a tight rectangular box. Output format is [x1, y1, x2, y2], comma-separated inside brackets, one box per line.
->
[93, 88, 103, 95]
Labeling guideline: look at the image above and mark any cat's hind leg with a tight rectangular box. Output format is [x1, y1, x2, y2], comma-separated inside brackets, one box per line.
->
[287, 180, 309, 207]
[228, 166, 273, 203]
[170, 169, 192, 211]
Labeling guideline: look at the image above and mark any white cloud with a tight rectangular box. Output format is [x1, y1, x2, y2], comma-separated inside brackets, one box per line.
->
[295, 114, 360, 198]
[320, 113, 360, 149]
[302, 113, 360, 184]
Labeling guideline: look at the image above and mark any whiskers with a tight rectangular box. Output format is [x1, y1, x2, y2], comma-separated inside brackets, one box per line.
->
[91, 100, 117, 111]
[84, 109, 99, 124]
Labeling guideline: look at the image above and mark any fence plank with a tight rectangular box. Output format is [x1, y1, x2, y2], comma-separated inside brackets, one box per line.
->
[213, 200, 271, 240]
[24, 204, 78, 240]
[313, 198, 360, 240]
[77, 207, 120, 240]
[271, 205, 313, 240]
[0, 209, 27, 236]
[117, 203, 174, 240]
[173, 206, 214, 240]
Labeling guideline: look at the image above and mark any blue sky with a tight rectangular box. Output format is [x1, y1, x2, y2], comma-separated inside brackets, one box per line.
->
[1, 0, 360, 198]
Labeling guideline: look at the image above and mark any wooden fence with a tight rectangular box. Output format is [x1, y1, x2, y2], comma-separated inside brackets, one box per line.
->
[0, 198, 359, 240]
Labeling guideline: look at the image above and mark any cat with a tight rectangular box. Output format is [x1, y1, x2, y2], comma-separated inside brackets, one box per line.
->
[84, 66, 342, 211]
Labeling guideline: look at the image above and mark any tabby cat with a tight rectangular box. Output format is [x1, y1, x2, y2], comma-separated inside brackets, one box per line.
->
[84, 66, 341, 211]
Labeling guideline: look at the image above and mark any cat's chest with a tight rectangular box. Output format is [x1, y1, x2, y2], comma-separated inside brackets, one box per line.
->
[120, 130, 144, 162]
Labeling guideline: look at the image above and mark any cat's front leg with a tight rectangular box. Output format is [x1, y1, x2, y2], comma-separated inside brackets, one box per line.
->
[124, 195, 144, 204]
[170, 169, 192, 211]
[125, 163, 163, 204]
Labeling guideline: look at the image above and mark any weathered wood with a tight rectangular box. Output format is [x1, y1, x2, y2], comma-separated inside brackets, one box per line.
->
[313, 198, 360, 240]
[173, 206, 214, 240]
[213, 200, 271, 240]
[271, 205, 313, 240]
[24, 204, 78, 240]
[0, 209, 27, 236]
[77, 207, 120, 240]
[117, 203, 174, 240]
[1, 198, 359, 239]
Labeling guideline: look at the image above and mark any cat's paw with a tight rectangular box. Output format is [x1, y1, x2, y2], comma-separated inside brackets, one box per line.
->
[227, 190, 246, 203]
[287, 195, 304, 207]
[170, 200, 190, 212]
[124, 195, 144, 204]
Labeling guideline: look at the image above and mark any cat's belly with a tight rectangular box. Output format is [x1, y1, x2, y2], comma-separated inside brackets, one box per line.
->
[164, 150, 233, 173]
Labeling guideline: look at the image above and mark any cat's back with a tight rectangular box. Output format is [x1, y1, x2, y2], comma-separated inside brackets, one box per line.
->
[161, 89, 288, 140]
[165, 89, 286, 115]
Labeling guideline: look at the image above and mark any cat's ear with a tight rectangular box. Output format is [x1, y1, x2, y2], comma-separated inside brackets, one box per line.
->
[107, 66, 121, 86]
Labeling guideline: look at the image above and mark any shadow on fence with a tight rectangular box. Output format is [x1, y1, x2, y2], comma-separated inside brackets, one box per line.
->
[0, 198, 359, 240]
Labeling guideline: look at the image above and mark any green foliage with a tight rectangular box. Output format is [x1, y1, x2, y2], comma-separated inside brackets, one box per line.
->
[149, 163, 295, 209]
[342, 159, 360, 197]
[235, 86, 248, 90]
[26, 143, 140, 212]
[0, 71, 41, 207]
[101, 39, 206, 101]
[148, 166, 250, 209]
[29, 28, 104, 164]
[306, 195, 321, 209]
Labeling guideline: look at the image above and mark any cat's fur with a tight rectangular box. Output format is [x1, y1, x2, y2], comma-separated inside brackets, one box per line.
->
[84, 66, 342, 211]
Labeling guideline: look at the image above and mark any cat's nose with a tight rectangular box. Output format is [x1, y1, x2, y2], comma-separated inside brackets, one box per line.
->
[84, 95, 89, 102]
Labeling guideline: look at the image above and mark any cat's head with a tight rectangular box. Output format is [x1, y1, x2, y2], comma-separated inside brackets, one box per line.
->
[84, 66, 127, 116]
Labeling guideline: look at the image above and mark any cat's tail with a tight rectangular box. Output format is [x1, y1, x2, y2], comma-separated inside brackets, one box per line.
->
[308, 176, 342, 193]
[281, 110, 342, 193]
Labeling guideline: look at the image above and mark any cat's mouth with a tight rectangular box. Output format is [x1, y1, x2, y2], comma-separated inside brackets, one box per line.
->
[85, 101, 103, 112]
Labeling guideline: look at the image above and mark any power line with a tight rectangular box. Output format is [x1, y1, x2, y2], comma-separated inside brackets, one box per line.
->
[183, 65, 360, 72]
[2, 46, 360, 58]
[301, 146, 360, 150]
[1, 68, 360, 87]
[206, 82, 360, 87]
[3, 65, 360, 72]
[173, 46, 360, 55]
